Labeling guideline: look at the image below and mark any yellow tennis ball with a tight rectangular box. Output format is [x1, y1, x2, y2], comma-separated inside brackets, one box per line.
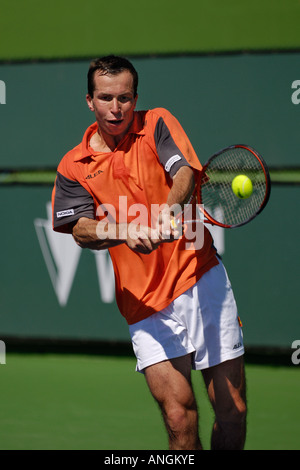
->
[232, 175, 253, 199]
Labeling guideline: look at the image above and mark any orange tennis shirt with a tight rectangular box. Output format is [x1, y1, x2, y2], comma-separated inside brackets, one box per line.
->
[52, 108, 219, 324]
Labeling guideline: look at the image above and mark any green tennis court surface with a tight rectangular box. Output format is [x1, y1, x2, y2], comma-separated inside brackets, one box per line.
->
[1, 353, 299, 450]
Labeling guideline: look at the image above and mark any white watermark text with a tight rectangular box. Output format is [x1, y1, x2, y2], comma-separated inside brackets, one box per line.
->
[0, 80, 6, 104]
[291, 80, 300, 105]
[0, 340, 6, 364]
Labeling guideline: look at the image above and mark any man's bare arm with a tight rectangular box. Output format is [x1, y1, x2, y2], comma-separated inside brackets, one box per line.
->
[72, 218, 161, 254]
[72, 217, 125, 250]
[167, 165, 195, 209]
[158, 166, 195, 236]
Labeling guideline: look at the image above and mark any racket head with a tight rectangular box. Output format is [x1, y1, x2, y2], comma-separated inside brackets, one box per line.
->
[199, 145, 271, 228]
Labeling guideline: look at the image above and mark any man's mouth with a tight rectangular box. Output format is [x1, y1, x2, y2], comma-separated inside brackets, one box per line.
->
[108, 119, 123, 125]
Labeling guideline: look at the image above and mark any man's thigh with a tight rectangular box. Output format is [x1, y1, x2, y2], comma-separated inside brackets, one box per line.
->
[201, 356, 247, 420]
[144, 354, 195, 408]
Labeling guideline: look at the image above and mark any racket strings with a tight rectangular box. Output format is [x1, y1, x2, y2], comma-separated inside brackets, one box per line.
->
[201, 147, 269, 227]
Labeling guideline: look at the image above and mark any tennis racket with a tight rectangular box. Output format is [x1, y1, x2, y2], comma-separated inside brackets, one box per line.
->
[172, 144, 271, 229]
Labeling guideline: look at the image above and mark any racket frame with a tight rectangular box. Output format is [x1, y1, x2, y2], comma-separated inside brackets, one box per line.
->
[197, 144, 271, 229]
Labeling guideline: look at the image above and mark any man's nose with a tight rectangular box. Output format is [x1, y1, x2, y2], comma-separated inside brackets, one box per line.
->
[111, 98, 121, 113]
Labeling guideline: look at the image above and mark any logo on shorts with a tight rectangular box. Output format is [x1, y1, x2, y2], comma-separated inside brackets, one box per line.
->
[233, 342, 242, 350]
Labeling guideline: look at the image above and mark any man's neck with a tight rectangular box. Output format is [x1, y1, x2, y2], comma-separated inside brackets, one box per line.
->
[89, 130, 119, 153]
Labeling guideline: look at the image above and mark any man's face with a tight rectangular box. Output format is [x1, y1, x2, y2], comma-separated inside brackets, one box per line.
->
[86, 70, 138, 143]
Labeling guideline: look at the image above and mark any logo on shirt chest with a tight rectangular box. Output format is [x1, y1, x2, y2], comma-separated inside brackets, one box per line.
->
[85, 170, 103, 180]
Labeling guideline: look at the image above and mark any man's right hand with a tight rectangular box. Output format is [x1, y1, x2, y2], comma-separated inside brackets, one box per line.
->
[122, 223, 162, 254]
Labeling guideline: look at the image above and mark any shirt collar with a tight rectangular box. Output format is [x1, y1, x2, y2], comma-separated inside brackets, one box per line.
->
[76, 112, 145, 161]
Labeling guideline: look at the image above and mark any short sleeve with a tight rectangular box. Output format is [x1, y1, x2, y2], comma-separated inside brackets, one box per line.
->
[154, 116, 191, 178]
[52, 172, 95, 233]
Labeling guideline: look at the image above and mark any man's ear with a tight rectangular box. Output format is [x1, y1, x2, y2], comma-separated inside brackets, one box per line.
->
[86, 94, 94, 112]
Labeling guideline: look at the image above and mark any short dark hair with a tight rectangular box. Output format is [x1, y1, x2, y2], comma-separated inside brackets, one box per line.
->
[87, 55, 138, 98]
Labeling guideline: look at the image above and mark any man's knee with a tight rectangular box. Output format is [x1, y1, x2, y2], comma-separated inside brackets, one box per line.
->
[162, 402, 200, 449]
[216, 391, 247, 423]
[164, 403, 198, 434]
[212, 397, 247, 450]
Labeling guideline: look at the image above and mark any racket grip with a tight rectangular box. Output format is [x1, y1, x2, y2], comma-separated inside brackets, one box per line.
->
[170, 218, 178, 229]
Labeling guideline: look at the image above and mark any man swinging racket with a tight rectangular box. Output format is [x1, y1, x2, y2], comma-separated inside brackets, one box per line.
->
[52, 55, 246, 450]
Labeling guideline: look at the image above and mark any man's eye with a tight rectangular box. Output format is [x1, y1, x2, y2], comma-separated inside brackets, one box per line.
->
[119, 96, 131, 103]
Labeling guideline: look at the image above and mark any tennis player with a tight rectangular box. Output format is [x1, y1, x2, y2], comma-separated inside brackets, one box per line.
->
[52, 55, 246, 450]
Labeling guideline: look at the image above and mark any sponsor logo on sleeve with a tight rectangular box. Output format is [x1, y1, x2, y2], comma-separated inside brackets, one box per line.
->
[164, 154, 181, 172]
[56, 209, 75, 218]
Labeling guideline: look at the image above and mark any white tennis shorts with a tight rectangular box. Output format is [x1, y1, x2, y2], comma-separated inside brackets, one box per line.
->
[129, 261, 244, 372]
